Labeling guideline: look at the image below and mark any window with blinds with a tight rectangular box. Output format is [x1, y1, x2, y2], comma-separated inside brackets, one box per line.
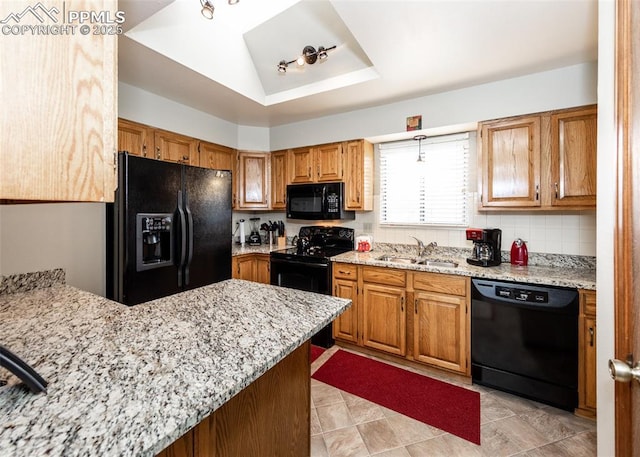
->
[379, 132, 470, 226]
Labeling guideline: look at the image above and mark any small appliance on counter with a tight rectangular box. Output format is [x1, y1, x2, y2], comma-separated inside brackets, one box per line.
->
[510, 238, 529, 266]
[466, 228, 502, 267]
[248, 217, 262, 245]
[356, 234, 373, 252]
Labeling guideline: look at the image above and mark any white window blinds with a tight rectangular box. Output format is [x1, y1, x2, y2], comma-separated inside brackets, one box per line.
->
[379, 132, 470, 226]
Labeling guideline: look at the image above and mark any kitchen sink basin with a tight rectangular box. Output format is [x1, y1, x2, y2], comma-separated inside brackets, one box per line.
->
[376, 255, 458, 268]
[376, 255, 417, 264]
[417, 259, 459, 268]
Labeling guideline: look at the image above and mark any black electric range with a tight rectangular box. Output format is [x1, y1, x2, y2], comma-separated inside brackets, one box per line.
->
[270, 226, 354, 347]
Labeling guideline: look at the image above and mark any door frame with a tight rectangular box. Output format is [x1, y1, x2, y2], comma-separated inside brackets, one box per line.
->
[614, 0, 639, 454]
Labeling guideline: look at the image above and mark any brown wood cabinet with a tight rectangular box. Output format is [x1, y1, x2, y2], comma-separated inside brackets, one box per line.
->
[236, 152, 270, 209]
[332, 263, 359, 344]
[361, 266, 407, 356]
[412, 272, 469, 374]
[270, 150, 288, 210]
[577, 289, 597, 418]
[480, 116, 541, 208]
[288, 143, 343, 183]
[0, 0, 117, 202]
[343, 140, 374, 211]
[154, 130, 197, 165]
[118, 119, 154, 158]
[550, 106, 598, 207]
[332, 264, 470, 376]
[157, 342, 309, 457]
[198, 141, 236, 172]
[232, 254, 270, 284]
[478, 105, 597, 210]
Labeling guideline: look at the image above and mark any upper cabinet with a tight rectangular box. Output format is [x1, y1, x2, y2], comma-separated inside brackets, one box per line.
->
[0, 0, 117, 202]
[478, 105, 597, 210]
[288, 143, 343, 183]
[270, 150, 288, 210]
[237, 152, 270, 209]
[344, 140, 374, 211]
[154, 130, 197, 165]
[550, 106, 597, 207]
[118, 119, 154, 159]
[198, 141, 236, 172]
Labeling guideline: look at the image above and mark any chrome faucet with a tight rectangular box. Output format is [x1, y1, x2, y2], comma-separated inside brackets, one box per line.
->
[410, 236, 437, 257]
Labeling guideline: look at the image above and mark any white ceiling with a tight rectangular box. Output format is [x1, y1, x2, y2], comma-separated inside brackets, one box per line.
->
[118, 0, 598, 128]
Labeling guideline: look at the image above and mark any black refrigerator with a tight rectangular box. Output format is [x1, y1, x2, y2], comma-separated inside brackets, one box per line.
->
[107, 153, 232, 305]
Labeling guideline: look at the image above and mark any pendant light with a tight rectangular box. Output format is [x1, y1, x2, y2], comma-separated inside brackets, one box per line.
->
[414, 135, 426, 163]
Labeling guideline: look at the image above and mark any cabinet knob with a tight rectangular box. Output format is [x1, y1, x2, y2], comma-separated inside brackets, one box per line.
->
[535, 184, 539, 201]
[555, 182, 559, 199]
[142, 143, 147, 157]
[156, 146, 161, 160]
[589, 327, 594, 347]
[415, 298, 418, 314]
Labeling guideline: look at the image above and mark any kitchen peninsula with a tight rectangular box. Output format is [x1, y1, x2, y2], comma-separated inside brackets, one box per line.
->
[0, 270, 350, 456]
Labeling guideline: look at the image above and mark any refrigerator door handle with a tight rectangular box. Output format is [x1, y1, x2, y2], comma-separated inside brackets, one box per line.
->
[184, 191, 194, 286]
[177, 190, 187, 288]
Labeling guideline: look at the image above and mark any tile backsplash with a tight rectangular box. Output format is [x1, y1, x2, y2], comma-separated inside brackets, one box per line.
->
[233, 198, 596, 257]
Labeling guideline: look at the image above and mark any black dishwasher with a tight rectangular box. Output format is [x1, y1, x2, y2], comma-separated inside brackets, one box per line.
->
[471, 278, 579, 411]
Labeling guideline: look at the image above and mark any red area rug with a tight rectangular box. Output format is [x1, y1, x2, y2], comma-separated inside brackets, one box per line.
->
[310, 345, 325, 363]
[312, 350, 481, 445]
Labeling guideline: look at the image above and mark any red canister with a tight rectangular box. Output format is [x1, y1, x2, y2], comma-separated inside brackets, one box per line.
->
[510, 238, 528, 266]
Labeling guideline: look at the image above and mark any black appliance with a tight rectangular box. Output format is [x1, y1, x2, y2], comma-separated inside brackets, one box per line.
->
[107, 153, 232, 305]
[471, 278, 579, 411]
[466, 228, 502, 267]
[286, 182, 355, 220]
[270, 226, 354, 347]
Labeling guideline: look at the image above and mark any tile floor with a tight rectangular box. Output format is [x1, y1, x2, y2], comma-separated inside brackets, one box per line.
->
[310, 347, 597, 457]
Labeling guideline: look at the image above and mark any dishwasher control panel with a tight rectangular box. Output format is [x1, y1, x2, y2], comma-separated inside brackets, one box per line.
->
[495, 286, 549, 303]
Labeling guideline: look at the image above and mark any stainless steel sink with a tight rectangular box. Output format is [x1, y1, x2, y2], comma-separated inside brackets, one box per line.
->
[376, 255, 417, 264]
[417, 259, 459, 268]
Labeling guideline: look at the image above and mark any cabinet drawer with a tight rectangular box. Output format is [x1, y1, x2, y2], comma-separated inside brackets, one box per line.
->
[362, 266, 406, 287]
[413, 272, 467, 297]
[333, 263, 358, 280]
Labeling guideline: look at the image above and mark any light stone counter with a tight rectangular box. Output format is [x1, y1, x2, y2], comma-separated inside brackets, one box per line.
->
[231, 243, 291, 256]
[0, 270, 350, 456]
[332, 249, 596, 290]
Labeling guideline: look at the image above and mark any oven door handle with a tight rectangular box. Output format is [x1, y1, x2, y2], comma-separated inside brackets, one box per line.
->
[270, 258, 329, 268]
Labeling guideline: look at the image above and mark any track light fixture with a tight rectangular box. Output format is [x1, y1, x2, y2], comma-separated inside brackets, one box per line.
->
[277, 45, 336, 73]
[200, 0, 238, 20]
[414, 135, 427, 163]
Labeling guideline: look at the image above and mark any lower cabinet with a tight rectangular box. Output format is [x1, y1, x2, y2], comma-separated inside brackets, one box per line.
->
[413, 272, 469, 374]
[332, 263, 470, 376]
[157, 342, 310, 457]
[577, 289, 597, 418]
[232, 254, 270, 284]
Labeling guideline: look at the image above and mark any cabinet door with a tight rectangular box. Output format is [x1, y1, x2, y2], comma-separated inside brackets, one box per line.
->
[255, 255, 271, 285]
[288, 147, 315, 183]
[413, 291, 467, 374]
[315, 143, 343, 182]
[577, 289, 597, 417]
[550, 106, 597, 207]
[118, 119, 153, 158]
[154, 130, 196, 165]
[0, 0, 117, 202]
[198, 141, 235, 171]
[270, 150, 288, 210]
[237, 152, 270, 209]
[480, 116, 541, 207]
[332, 278, 359, 344]
[232, 256, 255, 281]
[362, 283, 406, 356]
[344, 141, 364, 210]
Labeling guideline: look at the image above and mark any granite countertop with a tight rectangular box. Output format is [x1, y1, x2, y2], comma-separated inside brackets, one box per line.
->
[0, 270, 350, 457]
[332, 246, 596, 290]
[232, 243, 290, 256]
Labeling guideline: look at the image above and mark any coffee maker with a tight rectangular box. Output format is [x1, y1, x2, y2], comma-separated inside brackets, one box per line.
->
[466, 228, 502, 267]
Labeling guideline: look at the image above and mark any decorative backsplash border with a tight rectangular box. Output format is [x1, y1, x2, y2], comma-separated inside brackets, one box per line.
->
[0, 269, 65, 296]
[374, 243, 596, 270]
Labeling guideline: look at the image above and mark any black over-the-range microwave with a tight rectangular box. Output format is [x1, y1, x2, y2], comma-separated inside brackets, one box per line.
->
[286, 182, 355, 220]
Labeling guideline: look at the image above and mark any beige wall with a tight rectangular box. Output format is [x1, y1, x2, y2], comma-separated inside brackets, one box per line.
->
[0, 203, 106, 295]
